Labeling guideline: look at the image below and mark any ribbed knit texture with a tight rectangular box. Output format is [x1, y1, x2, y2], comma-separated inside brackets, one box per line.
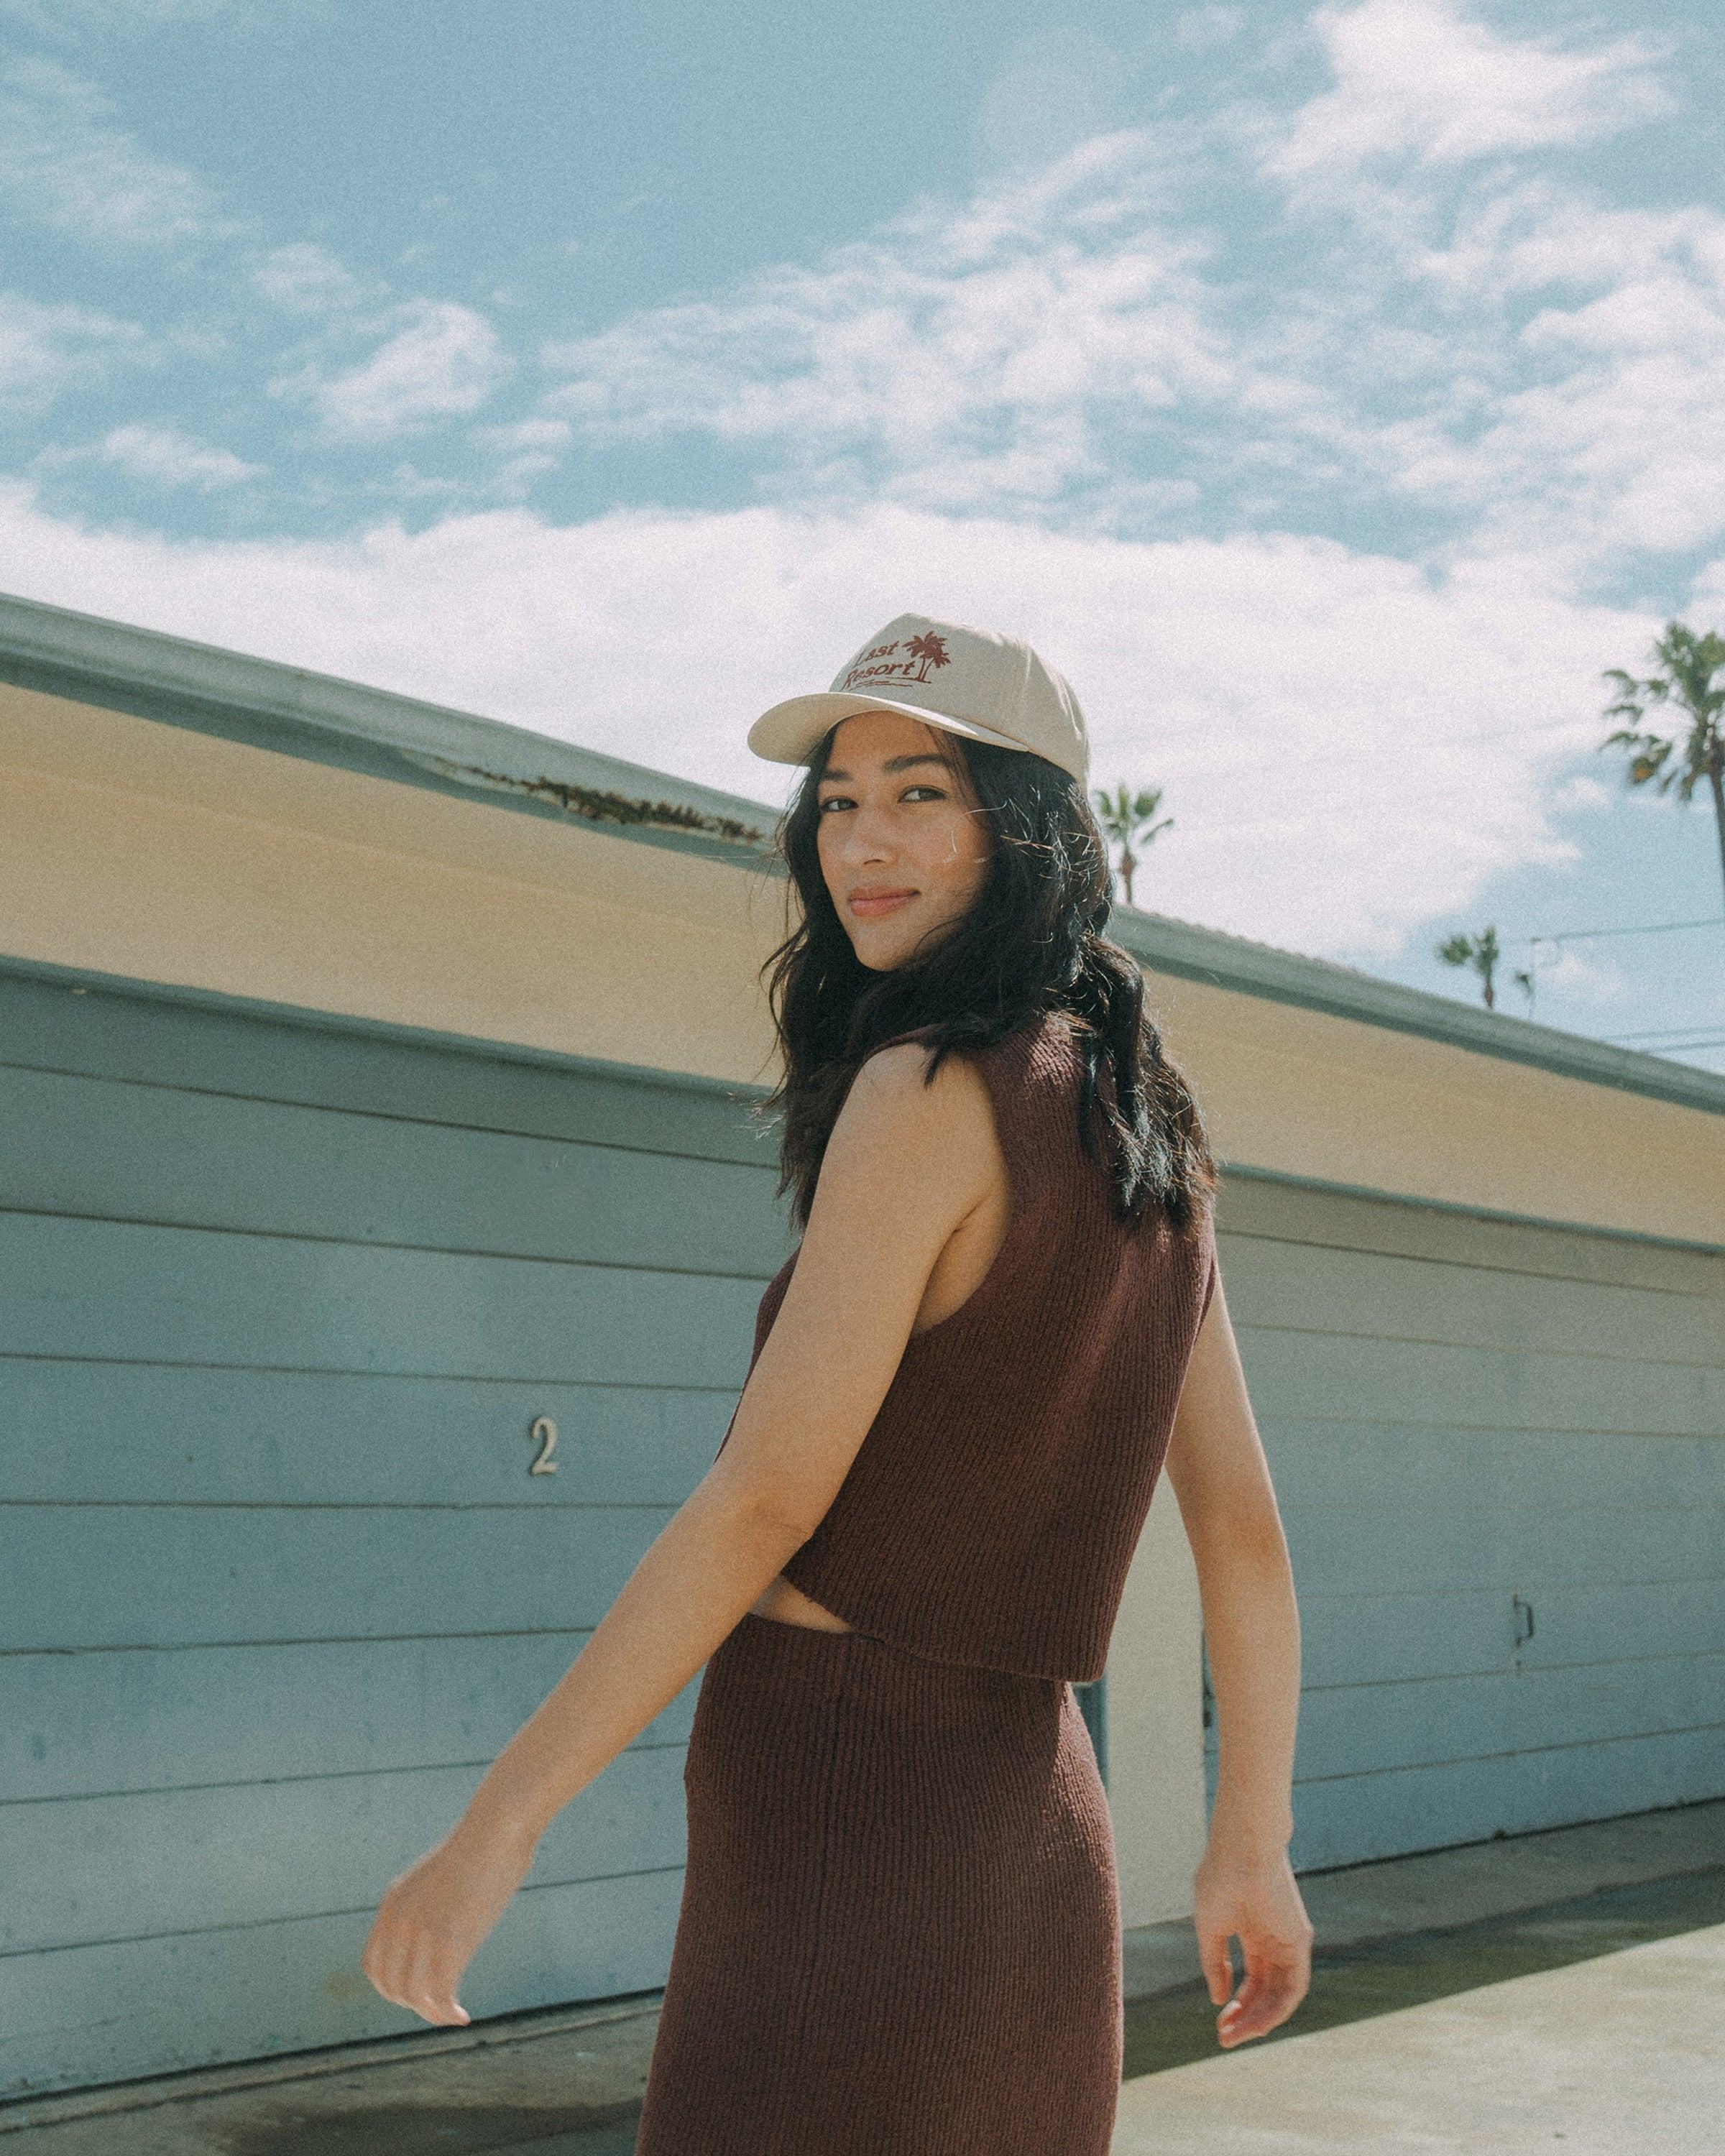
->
[634, 1613, 1122, 2155]
[638, 1012, 1213, 2149]
[724, 1004, 1218, 1683]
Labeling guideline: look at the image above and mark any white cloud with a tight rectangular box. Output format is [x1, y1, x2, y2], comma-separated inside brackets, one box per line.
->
[1690, 553, 1725, 617]
[1206, 8, 1725, 572]
[515, 8, 1719, 573]
[0, 50, 240, 249]
[1514, 939, 1635, 1014]
[71, 420, 262, 487]
[1419, 184, 1725, 308]
[1, 0, 236, 28]
[967, 25, 1127, 182]
[475, 415, 572, 489]
[1307, 178, 1725, 560]
[273, 299, 513, 443]
[1, 0, 1704, 592]
[1550, 772, 1613, 815]
[0, 476, 1665, 960]
[247, 240, 374, 319]
[1269, 0, 1671, 180]
[541, 133, 1232, 513]
[0, 287, 145, 405]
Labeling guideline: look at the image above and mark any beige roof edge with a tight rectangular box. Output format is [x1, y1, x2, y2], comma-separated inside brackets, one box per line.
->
[4, 586, 1721, 1123]
[1108, 906, 1725, 1121]
[0, 587, 784, 871]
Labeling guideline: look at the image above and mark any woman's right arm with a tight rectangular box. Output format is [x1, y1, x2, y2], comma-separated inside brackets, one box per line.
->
[1162, 1258, 1312, 2047]
[464, 1040, 1000, 1838]
[457, 1035, 996, 1828]
[362, 1039, 1000, 2025]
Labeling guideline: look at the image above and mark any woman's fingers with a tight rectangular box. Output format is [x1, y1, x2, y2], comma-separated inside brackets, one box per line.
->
[402, 1944, 438, 2024]
[1193, 1846, 1315, 2046]
[1220, 1973, 1299, 2043]
[1195, 1925, 1236, 2007]
[404, 1937, 471, 2027]
[360, 1923, 406, 2008]
[358, 1823, 536, 2027]
[363, 1904, 419, 2009]
[364, 1909, 469, 2025]
[1218, 1935, 1309, 2045]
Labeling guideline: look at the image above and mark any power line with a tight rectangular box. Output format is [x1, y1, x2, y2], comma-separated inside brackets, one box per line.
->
[1514, 915, 1725, 946]
[1604, 1031, 1725, 1051]
[1609, 1019, 1725, 1041]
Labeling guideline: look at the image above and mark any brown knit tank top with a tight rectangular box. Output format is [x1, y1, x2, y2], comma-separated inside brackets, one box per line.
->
[717, 1005, 1218, 1683]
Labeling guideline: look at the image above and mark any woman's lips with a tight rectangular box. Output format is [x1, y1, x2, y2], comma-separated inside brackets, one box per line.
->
[850, 890, 916, 916]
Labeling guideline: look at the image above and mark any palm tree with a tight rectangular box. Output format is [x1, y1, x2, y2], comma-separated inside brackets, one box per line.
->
[1438, 925, 1503, 1010]
[1091, 782, 1173, 909]
[1600, 621, 1725, 915]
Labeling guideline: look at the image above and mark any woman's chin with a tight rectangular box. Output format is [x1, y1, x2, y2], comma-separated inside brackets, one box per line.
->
[850, 927, 907, 971]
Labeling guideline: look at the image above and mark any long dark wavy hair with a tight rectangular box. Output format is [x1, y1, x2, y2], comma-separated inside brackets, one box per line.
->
[753, 720, 1217, 1239]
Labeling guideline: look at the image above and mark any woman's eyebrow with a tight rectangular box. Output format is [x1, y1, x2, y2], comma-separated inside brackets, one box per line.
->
[820, 753, 954, 783]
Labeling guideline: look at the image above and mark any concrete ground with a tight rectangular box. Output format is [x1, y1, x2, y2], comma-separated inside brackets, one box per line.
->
[1114, 1915, 1725, 2155]
[3, 1797, 1721, 2154]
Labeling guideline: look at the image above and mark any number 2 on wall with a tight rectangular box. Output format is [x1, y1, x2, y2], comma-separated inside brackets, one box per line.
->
[529, 1416, 559, 1474]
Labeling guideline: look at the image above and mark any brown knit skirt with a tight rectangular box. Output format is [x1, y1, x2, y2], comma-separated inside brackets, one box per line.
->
[634, 1610, 1122, 2155]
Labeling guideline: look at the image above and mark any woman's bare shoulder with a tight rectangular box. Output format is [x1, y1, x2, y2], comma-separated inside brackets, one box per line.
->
[838, 1036, 997, 1169]
[815, 1035, 1005, 1225]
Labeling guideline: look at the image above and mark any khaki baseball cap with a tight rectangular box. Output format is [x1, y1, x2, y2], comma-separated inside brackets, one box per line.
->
[748, 611, 1090, 789]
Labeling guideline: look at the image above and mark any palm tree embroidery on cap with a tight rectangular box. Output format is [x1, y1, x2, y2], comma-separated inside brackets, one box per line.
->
[839, 631, 953, 692]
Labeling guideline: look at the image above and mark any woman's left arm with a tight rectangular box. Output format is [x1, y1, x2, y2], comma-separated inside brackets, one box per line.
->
[1162, 1255, 1313, 2047]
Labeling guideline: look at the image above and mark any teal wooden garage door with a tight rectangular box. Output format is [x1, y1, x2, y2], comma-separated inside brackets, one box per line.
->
[1204, 1171, 1725, 1873]
[0, 957, 800, 2101]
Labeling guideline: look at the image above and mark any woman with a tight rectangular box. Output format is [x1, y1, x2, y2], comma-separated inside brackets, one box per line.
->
[363, 611, 1311, 2152]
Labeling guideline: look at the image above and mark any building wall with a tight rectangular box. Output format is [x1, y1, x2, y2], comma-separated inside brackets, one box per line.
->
[1108, 1487, 1210, 1925]
[1210, 1173, 1725, 1875]
[1148, 972, 1721, 1250]
[0, 959, 797, 2099]
[7, 683, 1720, 1245]
[6, 681, 1722, 1945]
[1, 683, 788, 1089]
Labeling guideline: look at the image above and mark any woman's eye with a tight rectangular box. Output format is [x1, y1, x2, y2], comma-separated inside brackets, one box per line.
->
[819, 787, 944, 814]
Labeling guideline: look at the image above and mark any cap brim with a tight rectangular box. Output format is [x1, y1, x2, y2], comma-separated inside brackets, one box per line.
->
[748, 691, 1028, 765]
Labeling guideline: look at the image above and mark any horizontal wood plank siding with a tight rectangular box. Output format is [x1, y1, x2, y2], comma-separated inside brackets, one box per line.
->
[1204, 1176, 1725, 1871]
[0, 1872, 685, 2100]
[0, 962, 795, 2100]
[0, 1634, 684, 1805]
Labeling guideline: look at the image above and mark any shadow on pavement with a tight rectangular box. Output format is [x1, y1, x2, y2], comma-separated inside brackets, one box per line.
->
[218, 2099, 642, 2156]
[1123, 1861, 1725, 2082]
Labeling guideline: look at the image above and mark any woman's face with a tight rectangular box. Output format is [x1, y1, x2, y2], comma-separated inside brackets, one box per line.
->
[815, 708, 993, 971]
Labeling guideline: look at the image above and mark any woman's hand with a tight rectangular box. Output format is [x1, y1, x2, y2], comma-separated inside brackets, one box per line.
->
[362, 1812, 540, 2027]
[1192, 1835, 1314, 2047]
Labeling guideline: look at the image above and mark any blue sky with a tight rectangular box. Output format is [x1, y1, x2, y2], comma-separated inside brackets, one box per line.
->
[3, 0, 1723, 1069]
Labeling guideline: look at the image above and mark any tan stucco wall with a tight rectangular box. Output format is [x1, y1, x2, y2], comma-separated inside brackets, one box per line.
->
[3, 686, 791, 1089]
[7, 684, 1723, 1931]
[1141, 973, 1724, 1251]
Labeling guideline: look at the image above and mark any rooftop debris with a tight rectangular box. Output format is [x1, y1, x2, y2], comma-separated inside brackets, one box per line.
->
[423, 754, 776, 850]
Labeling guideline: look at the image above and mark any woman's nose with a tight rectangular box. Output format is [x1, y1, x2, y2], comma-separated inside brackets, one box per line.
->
[840, 808, 895, 860]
